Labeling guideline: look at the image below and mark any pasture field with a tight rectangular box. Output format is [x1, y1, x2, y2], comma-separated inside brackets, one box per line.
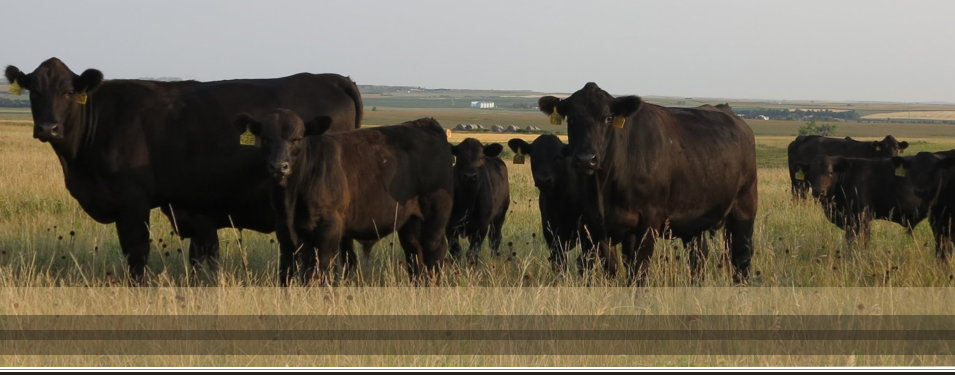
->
[2, 107, 955, 366]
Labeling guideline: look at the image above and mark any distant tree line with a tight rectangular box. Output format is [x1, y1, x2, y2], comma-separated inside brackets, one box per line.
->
[0, 96, 29, 108]
[735, 108, 860, 122]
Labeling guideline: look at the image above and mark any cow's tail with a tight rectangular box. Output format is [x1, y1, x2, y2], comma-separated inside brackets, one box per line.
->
[340, 76, 363, 129]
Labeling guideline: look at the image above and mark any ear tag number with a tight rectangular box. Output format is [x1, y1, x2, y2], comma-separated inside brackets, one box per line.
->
[513, 152, 525, 165]
[75, 93, 88, 105]
[8, 80, 22, 96]
[549, 108, 562, 126]
[794, 170, 805, 181]
[239, 128, 257, 146]
[895, 165, 906, 177]
[613, 116, 626, 128]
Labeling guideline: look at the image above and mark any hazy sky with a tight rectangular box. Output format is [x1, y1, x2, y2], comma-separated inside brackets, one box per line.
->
[5, 0, 954, 102]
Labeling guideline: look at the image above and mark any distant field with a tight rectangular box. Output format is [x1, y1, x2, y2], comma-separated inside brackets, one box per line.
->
[863, 111, 955, 121]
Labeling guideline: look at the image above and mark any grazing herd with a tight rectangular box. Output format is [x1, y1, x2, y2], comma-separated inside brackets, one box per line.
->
[4, 57, 952, 287]
[788, 136, 955, 260]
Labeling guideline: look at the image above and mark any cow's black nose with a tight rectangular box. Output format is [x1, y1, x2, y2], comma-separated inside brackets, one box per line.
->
[36, 123, 60, 140]
[271, 161, 290, 175]
[576, 153, 597, 165]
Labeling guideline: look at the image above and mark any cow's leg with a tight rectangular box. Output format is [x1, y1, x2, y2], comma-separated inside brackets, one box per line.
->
[186, 218, 220, 281]
[792, 180, 810, 200]
[116, 209, 152, 284]
[339, 236, 358, 278]
[273, 218, 298, 287]
[399, 218, 424, 278]
[727, 181, 757, 284]
[686, 235, 710, 285]
[577, 225, 597, 278]
[627, 227, 656, 286]
[545, 225, 568, 275]
[446, 226, 463, 260]
[845, 214, 871, 248]
[421, 218, 449, 276]
[158, 207, 221, 281]
[932, 215, 953, 261]
[417, 190, 452, 280]
[305, 217, 344, 286]
[725, 216, 755, 284]
[465, 225, 488, 264]
[488, 212, 506, 257]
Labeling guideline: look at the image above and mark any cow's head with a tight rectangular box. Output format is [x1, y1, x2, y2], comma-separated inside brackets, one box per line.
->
[234, 108, 331, 187]
[891, 152, 955, 200]
[508, 135, 567, 191]
[5, 58, 103, 143]
[539, 82, 641, 174]
[872, 135, 909, 156]
[451, 138, 502, 183]
[805, 155, 849, 199]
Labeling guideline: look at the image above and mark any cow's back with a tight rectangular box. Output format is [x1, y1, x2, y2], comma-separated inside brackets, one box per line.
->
[625, 104, 756, 230]
[330, 119, 452, 235]
[140, 74, 360, 216]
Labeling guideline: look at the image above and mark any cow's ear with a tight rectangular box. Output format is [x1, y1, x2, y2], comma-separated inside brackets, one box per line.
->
[508, 138, 532, 155]
[4, 65, 29, 89]
[304, 115, 332, 136]
[899, 141, 909, 150]
[234, 113, 262, 136]
[539, 96, 560, 115]
[483, 143, 503, 157]
[73, 69, 103, 93]
[610, 95, 642, 118]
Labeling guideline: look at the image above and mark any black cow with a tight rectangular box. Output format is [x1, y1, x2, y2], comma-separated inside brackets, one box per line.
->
[508, 135, 587, 274]
[447, 138, 510, 263]
[539, 82, 758, 285]
[788, 135, 909, 199]
[236, 111, 453, 285]
[799, 155, 931, 246]
[890, 151, 955, 260]
[5, 57, 362, 281]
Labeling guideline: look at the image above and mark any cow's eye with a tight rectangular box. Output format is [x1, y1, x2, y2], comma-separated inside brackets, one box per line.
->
[604, 116, 614, 126]
[64, 90, 74, 97]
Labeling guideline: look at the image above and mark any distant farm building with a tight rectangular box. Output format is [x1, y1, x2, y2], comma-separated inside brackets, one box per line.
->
[470, 101, 495, 109]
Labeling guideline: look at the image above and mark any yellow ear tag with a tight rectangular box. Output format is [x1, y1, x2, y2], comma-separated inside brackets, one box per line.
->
[513, 152, 525, 165]
[794, 170, 805, 181]
[613, 116, 626, 128]
[8, 80, 22, 96]
[239, 128, 256, 146]
[75, 92, 88, 105]
[895, 165, 906, 177]
[549, 108, 562, 126]
[875, 145, 882, 151]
